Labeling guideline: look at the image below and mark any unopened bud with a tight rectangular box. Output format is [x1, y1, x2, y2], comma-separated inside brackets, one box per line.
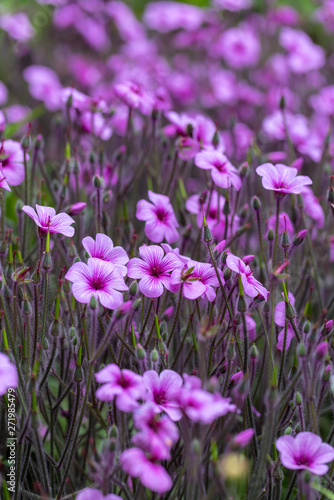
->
[295, 392, 302, 406]
[151, 348, 159, 364]
[297, 342, 306, 358]
[251, 196, 261, 211]
[129, 281, 138, 296]
[267, 229, 274, 241]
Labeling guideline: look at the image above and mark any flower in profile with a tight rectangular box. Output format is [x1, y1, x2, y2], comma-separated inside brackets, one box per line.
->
[256, 163, 312, 197]
[0, 353, 18, 396]
[276, 432, 334, 475]
[142, 369, 183, 421]
[136, 191, 179, 244]
[95, 364, 143, 411]
[65, 258, 128, 309]
[76, 489, 122, 500]
[82, 233, 129, 276]
[120, 440, 172, 494]
[275, 292, 296, 351]
[195, 150, 242, 191]
[67, 202, 87, 216]
[22, 205, 75, 237]
[226, 254, 268, 301]
[0, 140, 26, 186]
[127, 245, 182, 298]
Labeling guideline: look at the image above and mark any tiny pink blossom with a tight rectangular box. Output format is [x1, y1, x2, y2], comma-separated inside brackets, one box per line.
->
[195, 150, 241, 191]
[226, 254, 268, 301]
[136, 191, 179, 244]
[65, 258, 128, 309]
[256, 163, 312, 197]
[67, 202, 87, 216]
[0, 353, 18, 396]
[276, 432, 334, 475]
[232, 429, 255, 448]
[95, 364, 143, 411]
[22, 204, 75, 237]
[82, 233, 129, 276]
[127, 245, 183, 298]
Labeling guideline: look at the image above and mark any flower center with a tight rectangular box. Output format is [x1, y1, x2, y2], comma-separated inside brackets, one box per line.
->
[156, 208, 168, 222]
[91, 277, 105, 290]
[154, 390, 166, 405]
[215, 161, 227, 172]
[296, 454, 310, 466]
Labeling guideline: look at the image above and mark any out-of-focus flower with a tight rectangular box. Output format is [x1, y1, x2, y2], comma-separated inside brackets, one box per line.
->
[195, 150, 241, 191]
[23, 66, 62, 111]
[310, 86, 334, 116]
[76, 489, 122, 500]
[136, 191, 179, 244]
[256, 163, 312, 197]
[114, 81, 154, 115]
[0, 12, 34, 41]
[82, 233, 129, 276]
[275, 292, 295, 351]
[279, 28, 325, 73]
[301, 187, 325, 228]
[0, 140, 26, 186]
[276, 432, 334, 475]
[213, 0, 252, 12]
[105, 1, 146, 41]
[22, 205, 75, 237]
[226, 254, 268, 301]
[161, 243, 190, 265]
[330, 236, 334, 263]
[142, 369, 183, 421]
[267, 212, 294, 237]
[127, 245, 183, 298]
[215, 25, 260, 69]
[0, 164, 11, 192]
[80, 111, 113, 141]
[67, 202, 87, 216]
[231, 429, 255, 448]
[95, 364, 143, 411]
[143, 2, 205, 33]
[65, 258, 128, 309]
[120, 441, 172, 494]
[0, 353, 18, 395]
[0, 81, 8, 106]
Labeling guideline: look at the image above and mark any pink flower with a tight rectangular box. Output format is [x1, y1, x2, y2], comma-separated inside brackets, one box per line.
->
[279, 28, 325, 74]
[143, 2, 204, 33]
[215, 26, 261, 69]
[275, 292, 296, 351]
[95, 364, 143, 411]
[0, 164, 11, 192]
[330, 236, 334, 263]
[114, 81, 154, 115]
[0, 353, 18, 396]
[195, 150, 242, 191]
[185, 260, 222, 302]
[67, 202, 87, 216]
[161, 243, 190, 265]
[82, 233, 129, 277]
[0, 140, 26, 186]
[256, 163, 312, 197]
[136, 191, 179, 244]
[120, 442, 172, 494]
[232, 429, 255, 448]
[142, 369, 183, 421]
[267, 212, 294, 237]
[127, 245, 183, 298]
[0, 12, 34, 41]
[134, 402, 179, 454]
[213, 0, 252, 11]
[170, 263, 207, 301]
[22, 205, 75, 237]
[276, 432, 334, 475]
[76, 489, 122, 500]
[65, 258, 128, 309]
[226, 254, 268, 301]
[301, 187, 325, 228]
[23, 65, 62, 111]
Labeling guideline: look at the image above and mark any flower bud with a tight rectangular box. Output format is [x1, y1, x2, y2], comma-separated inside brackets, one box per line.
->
[136, 345, 146, 360]
[151, 348, 159, 364]
[237, 296, 247, 314]
[21, 134, 31, 151]
[293, 229, 307, 247]
[133, 298, 142, 311]
[251, 196, 261, 211]
[93, 174, 103, 189]
[303, 320, 311, 334]
[267, 229, 274, 241]
[223, 267, 232, 280]
[297, 342, 306, 358]
[295, 392, 302, 406]
[74, 365, 84, 383]
[322, 365, 331, 383]
[129, 280, 138, 296]
[203, 224, 212, 243]
[42, 251, 52, 270]
[250, 344, 258, 360]
[316, 342, 328, 360]
[282, 231, 289, 249]
[90, 296, 98, 310]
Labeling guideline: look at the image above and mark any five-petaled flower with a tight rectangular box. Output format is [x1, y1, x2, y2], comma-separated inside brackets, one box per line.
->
[22, 204, 75, 237]
[136, 191, 179, 244]
[65, 258, 128, 309]
[226, 253, 268, 301]
[256, 163, 312, 197]
[82, 233, 129, 276]
[195, 150, 242, 191]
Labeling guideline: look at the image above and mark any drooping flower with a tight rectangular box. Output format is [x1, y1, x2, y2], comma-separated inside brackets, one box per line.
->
[76, 489, 122, 500]
[195, 150, 242, 191]
[142, 369, 183, 421]
[136, 191, 179, 244]
[120, 440, 172, 494]
[276, 432, 334, 475]
[22, 205, 75, 237]
[0, 353, 18, 396]
[95, 364, 143, 411]
[256, 163, 312, 197]
[82, 233, 129, 276]
[0, 140, 26, 186]
[226, 254, 268, 301]
[65, 258, 128, 309]
[127, 245, 183, 298]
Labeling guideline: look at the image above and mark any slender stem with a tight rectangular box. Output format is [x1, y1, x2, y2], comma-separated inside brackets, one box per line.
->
[273, 198, 280, 267]
[167, 285, 183, 348]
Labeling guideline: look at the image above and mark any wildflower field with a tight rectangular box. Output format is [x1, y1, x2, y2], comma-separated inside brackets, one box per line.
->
[1, 0, 334, 499]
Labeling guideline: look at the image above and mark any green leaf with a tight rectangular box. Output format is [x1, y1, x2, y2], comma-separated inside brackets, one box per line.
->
[312, 483, 334, 500]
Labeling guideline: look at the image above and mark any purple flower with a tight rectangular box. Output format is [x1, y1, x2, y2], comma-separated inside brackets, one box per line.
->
[23, 65, 62, 111]
[0, 353, 18, 396]
[267, 212, 294, 237]
[0, 12, 34, 41]
[114, 81, 154, 115]
[213, 0, 251, 11]
[95, 364, 143, 411]
[65, 258, 128, 309]
[0, 140, 26, 187]
[134, 402, 179, 454]
[76, 489, 122, 500]
[276, 432, 334, 475]
[232, 429, 255, 448]
[136, 191, 179, 244]
[67, 202, 87, 216]
[226, 254, 269, 301]
[195, 150, 241, 191]
[143, 2, 204, 33]
[256, 163, 312, 197]
[22, 205, 75, 237]
[184, 260, 222, 302]
[170, 263, 207, 301]
[215, 25, 260, 69]
[82, 233, 129, 276]
[120, 442, 172, 494]
[0, 164, 11, 192]
[275, 292, 296, 351]
[127, 245, 182, 298]
[142, 369, 183, 421]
